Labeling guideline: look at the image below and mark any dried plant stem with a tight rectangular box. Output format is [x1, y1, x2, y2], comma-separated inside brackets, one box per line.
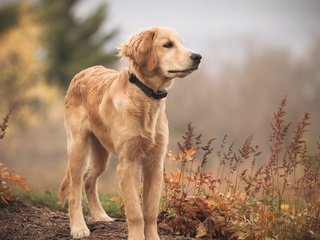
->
[179, 158, 186, 201]
[0, 110, 11, 139]
[185, 158, 195, 195]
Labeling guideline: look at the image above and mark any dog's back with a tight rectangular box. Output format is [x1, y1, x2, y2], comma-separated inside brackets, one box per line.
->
[65, 65, 119, 111]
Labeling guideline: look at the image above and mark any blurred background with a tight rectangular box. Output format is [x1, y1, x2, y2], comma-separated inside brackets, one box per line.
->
[0, 0, 319, 192]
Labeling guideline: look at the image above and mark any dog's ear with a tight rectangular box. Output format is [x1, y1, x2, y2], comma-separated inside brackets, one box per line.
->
[118, 28, 157, 72]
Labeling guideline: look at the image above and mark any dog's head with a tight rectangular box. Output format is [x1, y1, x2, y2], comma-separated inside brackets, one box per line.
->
[118, 27, 201, 79]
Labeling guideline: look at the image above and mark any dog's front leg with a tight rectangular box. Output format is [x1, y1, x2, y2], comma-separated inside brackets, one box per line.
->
[117, 160, 144, 240]
[142, 157, 164, 240]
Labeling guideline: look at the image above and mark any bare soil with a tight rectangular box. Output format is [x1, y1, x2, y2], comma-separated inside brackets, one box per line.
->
[0, 200, 196, 240]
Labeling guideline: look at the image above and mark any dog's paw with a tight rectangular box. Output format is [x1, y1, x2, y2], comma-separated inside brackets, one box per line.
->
[93, 213, 114, 222]
[128, 231, 145, 240]
[71, 226, 90, 239]
[145, 234, 160, 240]
[145, 229, 160, 240]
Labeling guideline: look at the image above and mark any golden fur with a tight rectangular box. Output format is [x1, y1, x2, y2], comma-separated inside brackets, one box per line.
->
[59, 26, 201, 239]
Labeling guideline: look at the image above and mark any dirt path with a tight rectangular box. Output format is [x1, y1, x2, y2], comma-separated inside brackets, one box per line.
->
[0, 200, 195, 240]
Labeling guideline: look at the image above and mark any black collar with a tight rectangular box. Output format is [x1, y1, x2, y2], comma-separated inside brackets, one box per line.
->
[128, 73, 167, 99]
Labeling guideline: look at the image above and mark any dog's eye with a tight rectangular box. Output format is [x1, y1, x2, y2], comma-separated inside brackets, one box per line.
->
[163, 42, 173, 48]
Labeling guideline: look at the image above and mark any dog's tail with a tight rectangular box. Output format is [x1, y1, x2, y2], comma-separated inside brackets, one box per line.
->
[59, 169, 70, 206]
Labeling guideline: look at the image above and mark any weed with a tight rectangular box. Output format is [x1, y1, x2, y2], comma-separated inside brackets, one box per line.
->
[0, 111, 30, 204]
[0, 110, 11, 139]
[160, 98, 320, 239]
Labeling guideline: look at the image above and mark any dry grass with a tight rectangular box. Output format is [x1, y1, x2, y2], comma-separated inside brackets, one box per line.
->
[160, 97, 320, 239]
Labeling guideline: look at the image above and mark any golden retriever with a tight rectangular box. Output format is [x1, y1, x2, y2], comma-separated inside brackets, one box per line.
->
[59, 26, 201, 240]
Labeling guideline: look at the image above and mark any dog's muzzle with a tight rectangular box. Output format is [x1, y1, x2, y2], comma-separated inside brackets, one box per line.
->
[168, 53, 202, 74]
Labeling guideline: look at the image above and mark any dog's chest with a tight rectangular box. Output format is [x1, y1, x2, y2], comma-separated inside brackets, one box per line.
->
[132, 101, 163, 135]
[98, 95, 167, 153]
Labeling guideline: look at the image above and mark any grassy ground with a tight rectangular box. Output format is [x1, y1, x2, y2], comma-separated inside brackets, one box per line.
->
[13, 189, 124, 218]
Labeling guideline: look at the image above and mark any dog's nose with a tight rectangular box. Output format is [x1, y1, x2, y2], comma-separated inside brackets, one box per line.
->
[190, 53, 202, 63]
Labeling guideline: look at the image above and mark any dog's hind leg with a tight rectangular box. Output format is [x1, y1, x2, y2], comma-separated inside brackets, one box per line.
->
[84, 134, 113, 222]
[67, 129, 90, 239]
[59, 167, 70, 204]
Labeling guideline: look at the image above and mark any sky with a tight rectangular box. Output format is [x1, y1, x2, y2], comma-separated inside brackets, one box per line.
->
[2, 0, 319, 57]
[76, 0, 320, 57]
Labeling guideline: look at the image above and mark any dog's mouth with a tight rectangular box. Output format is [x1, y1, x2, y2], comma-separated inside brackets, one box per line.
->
[168, 67, 198, 73]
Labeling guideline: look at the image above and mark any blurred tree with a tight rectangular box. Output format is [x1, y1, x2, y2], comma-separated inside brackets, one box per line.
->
[0, 2, 59, 128]
[0, 3, 19, 34]
[39, 0, 118, 89]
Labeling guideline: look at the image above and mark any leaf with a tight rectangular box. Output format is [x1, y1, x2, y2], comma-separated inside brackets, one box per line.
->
[207, 198, 216, 207]
[185, 147, 197, 158]
[158, 222, 173, 232]
[110, 196, 122, 203]
[196, 222, 207, 238]
[215, 215, 225, 223]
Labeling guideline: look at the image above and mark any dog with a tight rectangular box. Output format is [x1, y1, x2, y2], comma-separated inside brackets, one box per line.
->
[59, 26, 202, 240]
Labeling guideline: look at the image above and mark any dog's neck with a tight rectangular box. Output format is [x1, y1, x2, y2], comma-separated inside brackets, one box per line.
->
[128, 73, 168, 100]
[128, 64, 174, 92]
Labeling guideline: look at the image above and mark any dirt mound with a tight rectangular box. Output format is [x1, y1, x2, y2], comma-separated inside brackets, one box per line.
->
[0, 200, 194, 240]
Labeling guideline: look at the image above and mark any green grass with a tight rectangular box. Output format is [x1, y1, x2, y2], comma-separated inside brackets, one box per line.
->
[13, 188, 124, 218]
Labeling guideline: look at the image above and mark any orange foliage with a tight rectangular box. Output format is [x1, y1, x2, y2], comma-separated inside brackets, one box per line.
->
[160, 98, 320, 239]
[0, 163, 30, 204]
[0, 111, 30, 204]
